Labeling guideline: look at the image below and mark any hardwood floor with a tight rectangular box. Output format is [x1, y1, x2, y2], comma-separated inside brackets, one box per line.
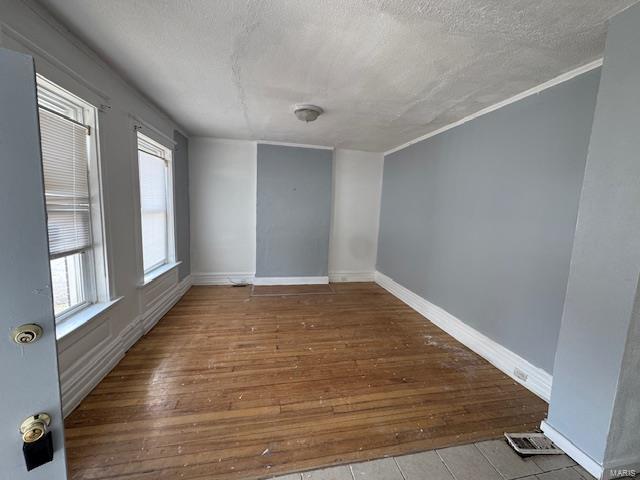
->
[65, 282, 547, 480]
[251, 284, 334, 296]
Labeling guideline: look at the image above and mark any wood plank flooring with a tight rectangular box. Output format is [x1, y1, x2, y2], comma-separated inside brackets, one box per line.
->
[65, 282, 547, 480]
[251, 284, 334, 296]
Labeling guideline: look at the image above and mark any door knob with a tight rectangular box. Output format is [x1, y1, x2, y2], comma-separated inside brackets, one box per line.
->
[20, 413, 50, 443]
[20, 413, 54, 471]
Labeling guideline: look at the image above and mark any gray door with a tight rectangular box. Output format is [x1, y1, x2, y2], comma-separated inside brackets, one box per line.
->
[0, 48, 68, 479]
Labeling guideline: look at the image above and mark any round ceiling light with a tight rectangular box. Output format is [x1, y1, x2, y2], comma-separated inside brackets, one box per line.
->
[294, 104, 323, 122]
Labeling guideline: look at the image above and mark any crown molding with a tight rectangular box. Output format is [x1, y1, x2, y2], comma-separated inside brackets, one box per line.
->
[384, 59, 603, 156]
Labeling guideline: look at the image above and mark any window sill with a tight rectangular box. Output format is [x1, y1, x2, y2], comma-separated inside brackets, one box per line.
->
[56, 296, 123, 341]
[142, 261, 181, 287]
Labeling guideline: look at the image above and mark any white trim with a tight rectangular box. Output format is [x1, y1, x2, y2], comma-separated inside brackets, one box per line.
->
[134, 130, 177, 284]
[384, 59, 604, 156]
[253, 276, 329, 286]
[375, 271, 552, 401]
[258, 140, 334, 150]
[142, 261, 181, 286]
[0, 22, 110, 102]
[130, 116, 146, 290]
[130, 114, 178, 146]
[119, 314, 144, 354]
[192, 272, 255, 285]
[541, 421, 604, 479]
[329, 271, 376, 282]
[36, 74, 113, 320]
[177, 274, 193, 297]
[141, 286, 180, 333]
[140, 268, 180, 333]
[60, 330, 124, 417]
[59, 273, 192, 417]
[56, 297, 123, 341]
[192, 137, 257, 146]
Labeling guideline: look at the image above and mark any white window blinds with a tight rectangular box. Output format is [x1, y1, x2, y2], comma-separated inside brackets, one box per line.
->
[138, 137, 169, 272]
[39, 107, 92, 258]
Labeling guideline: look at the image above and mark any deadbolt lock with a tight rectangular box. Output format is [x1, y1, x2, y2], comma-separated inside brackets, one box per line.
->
[20, 413, 51, 444]
[11, 324, 43, 344]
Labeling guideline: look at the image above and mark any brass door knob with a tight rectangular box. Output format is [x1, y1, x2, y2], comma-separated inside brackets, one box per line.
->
[20, 413, 51, 444]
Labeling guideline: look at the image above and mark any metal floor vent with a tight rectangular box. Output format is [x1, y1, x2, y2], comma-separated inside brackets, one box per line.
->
[504, 432, 564, 456]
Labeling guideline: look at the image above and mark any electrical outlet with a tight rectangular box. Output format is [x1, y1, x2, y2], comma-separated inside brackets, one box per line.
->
[514, 367, 528, 382]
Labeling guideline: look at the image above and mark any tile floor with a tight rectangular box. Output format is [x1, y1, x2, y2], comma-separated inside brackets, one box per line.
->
[271, 439, 595, 480]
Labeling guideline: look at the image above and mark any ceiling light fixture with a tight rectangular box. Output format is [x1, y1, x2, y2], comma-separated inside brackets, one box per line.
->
[294, 104, 323, 122]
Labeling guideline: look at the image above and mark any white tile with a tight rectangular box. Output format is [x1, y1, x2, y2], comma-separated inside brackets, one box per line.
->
[271, 474, 302, 480]
[302, 465, 353, 480]
[532, 454, 576, 472]
[351, 458, 403, 480]
[476, 439, 542, 479]
[536, 467, 585, 480]
[395, 450, 455, 480]
[437, 444, 503, 480]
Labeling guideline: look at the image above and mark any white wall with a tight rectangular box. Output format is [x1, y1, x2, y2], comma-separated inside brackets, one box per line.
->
[190, 138, 257, 284]
[190, 142, 383, 284]
[329, 149, 384, 281]
[0, 0, 191, 416]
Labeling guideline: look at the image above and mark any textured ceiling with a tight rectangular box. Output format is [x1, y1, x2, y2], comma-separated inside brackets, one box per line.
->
[39, 0, 636, 151]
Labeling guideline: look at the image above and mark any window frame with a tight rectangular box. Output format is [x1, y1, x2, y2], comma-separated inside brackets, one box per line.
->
[136, 131, 176, 279]
[50, 252, 92, 320]
[37, 75, 110, 323]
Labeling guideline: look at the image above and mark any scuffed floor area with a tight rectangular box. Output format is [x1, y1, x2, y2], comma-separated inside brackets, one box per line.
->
[65, 283, 547, 479]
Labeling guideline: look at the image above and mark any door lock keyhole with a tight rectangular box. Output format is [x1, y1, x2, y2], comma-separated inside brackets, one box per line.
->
[11, 324, 43, 344]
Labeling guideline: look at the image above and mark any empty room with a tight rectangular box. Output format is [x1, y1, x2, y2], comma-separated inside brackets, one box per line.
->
[1, 1, 639, 480]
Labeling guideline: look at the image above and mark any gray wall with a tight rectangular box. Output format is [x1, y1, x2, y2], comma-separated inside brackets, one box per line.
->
[605, 293, 640, 471]
[377, 69, 600, 374]
[547, 2, 640, 468]
[173, 130, 190, 280]
[256, 144, 332, 278]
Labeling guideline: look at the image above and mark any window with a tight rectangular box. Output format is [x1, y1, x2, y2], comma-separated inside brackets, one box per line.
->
[37, 76, 105, 320]
[137, 132, 174, 275]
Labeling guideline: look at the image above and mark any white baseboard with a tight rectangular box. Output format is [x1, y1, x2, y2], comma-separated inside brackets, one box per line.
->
[193, 273, 334, 286]
[119, 314, 143, 354]
[253, 276, 329, 286]
[141, 270, 184, 333]
[541, 421, 604, 479]
[374, 271, 552, 402]
[60, 331, 124, 417]
[177, 274, 193, 296]
[192, 272, 255, 285]
[329, 271, 376, 282]
[60, 274, 193, 417]
[142, 289, 178, 333]
[142, 277, 191, 335]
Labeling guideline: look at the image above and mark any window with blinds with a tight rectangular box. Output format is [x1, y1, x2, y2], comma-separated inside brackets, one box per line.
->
[39, 108, 92, 258]
[37, 76, 99, 319]
[137, 133, 172, 273]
